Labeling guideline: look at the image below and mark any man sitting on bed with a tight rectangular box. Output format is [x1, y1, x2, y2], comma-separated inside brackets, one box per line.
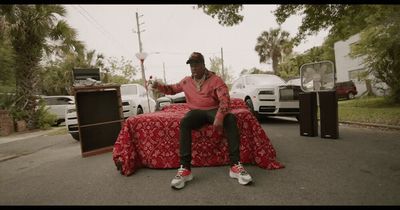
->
[151, 52, 252, 189]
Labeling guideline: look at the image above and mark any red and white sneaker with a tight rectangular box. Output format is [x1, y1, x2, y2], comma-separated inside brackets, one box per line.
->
[229, 162, 252, 185]
[171, 165, 193, 189]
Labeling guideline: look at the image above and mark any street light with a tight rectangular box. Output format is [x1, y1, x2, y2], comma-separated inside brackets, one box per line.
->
[135, 52, 151, 113]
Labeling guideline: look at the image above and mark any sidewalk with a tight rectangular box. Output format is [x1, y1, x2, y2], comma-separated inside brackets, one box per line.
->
[0, 127, 64, 145]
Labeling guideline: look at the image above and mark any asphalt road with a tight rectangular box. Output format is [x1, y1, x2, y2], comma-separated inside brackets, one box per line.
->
[0, 118, 399, 205]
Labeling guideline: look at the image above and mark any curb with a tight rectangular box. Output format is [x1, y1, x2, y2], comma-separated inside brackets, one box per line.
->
[339, 121, 400, 130]
[0, 127, 64, 145]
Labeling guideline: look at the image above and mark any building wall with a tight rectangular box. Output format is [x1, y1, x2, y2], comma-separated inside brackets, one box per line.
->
[334, 33, 389, 97]
[334, 33, 366, 82]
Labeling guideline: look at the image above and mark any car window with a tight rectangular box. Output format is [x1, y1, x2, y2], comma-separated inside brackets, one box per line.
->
[138, 85, 146, 96]
[43, 97, 72, 105]
[121, 85, 138, 95]
[232, 78, 243, 90]
[287, 78, 301, 86]
[245, 75, 285, 86]
[56, 97, 73, 105]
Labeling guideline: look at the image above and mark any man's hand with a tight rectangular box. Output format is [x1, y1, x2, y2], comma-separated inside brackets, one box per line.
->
[213, 119, 223, 134]
[151, 80, 160, 90]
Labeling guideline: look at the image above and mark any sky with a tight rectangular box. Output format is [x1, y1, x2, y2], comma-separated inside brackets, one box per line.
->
[63, 4, 329, 84]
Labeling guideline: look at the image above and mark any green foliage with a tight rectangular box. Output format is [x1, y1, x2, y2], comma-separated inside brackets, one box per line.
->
[255, 28, 294, 75]
[0, 17, 15, 88]
[104, 56, 137, 83]
[349, 6, 400, 103]
[277, 41, 335, 80]
[197, 4, 243, 26]
[40, 50, 105, 95]
[275, 5, 356, 44]
[277, 53, 301, 79]
[34, 98, 57, 129]
[106, 74, 131, 85]
[1, 5, 84, 129]
[240, 67, 270, 76]
[208, 56, 233, 84]
[0, 93, 28, 122]
[0, 93, 15, 110]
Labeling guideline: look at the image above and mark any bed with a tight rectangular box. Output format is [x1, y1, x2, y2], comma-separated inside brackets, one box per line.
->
[113, 98, 284, 176]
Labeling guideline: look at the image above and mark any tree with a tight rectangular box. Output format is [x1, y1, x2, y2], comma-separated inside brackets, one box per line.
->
[350, 6, 400, 102]
[208, 56, 234, 85]
[39, 49, 105, 95]
[1, 5, 84, 129]
[105, 56, 138, 84]
[274, 5, 375, 44]
[277, 53, 301, 80]
[197, 5, 243, 27]
[239, 67, 270, 76]
[254, 28, 294, 75]
[275, 5, 400, 103]
[0, 15, 15, 92]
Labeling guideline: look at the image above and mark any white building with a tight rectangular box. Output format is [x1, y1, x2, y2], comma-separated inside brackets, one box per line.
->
[334, 33, 389, 97]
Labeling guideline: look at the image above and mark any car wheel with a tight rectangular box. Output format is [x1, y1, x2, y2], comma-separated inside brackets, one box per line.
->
[71, 133, 80, 141]
[245, 98, 259, 119]
[347, 92, 355, 100]
[137, 107, 144, 115]
[55, 119, 63, 126]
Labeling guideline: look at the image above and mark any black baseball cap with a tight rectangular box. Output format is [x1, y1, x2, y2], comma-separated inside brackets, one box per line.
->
[186, 52, 204, 64]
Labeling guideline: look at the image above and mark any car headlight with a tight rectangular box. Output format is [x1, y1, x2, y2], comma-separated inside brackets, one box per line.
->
[159, 101, 171, 107]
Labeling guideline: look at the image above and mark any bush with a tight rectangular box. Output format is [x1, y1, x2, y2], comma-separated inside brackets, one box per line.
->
[0, 94, 57, 129]
[34, 98, 57, 129]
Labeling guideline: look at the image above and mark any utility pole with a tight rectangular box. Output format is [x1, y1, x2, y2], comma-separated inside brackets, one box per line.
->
[163, 62, 167, 84]
[133, 11, 151, 112]
[221, 47, 225, 81]
[134, 12, 146, 84]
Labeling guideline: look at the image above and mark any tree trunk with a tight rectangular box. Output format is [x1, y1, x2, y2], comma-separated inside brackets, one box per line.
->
[13, 35, 43, 129]
[272, 56, 279, 75]
[365, 79, 375, 96]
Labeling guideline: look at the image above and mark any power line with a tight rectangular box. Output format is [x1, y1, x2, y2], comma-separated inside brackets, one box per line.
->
[72, 5, 131, 56]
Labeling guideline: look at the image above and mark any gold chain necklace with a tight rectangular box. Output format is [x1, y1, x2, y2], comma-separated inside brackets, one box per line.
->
[194, 73, 206, 91]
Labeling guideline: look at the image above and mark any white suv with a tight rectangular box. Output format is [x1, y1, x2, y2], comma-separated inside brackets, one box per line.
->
[65, 83, 156, 141]
[42, 95, 74, 126]
[230, 74, 301, 120]
[120, 83, 156, 115]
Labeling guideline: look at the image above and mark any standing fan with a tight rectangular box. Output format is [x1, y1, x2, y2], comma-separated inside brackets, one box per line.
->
[299, 61, 335, 92]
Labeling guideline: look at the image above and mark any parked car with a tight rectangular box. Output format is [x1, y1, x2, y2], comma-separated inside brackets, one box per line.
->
[155, 92, 186, 111]
[286, 78, 301, 86]
[120, 83, 156, 115]
[335, 80, 358, 100]
[41, 95, 74, 126]
[230, 74, 302, 120]
[65, 83, 156, 141]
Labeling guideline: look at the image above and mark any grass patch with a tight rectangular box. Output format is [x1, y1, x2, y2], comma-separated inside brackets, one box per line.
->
[338, 96, 400, 126]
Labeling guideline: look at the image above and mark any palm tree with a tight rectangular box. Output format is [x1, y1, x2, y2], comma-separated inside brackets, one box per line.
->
[1, 5, 84, 129]
[254, 28, 293, 75]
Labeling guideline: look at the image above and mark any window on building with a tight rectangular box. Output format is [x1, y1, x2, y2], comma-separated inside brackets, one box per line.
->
[348, 68, 367, 81]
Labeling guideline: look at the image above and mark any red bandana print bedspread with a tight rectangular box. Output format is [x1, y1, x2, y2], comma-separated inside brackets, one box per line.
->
[113, 98, 284, 176]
